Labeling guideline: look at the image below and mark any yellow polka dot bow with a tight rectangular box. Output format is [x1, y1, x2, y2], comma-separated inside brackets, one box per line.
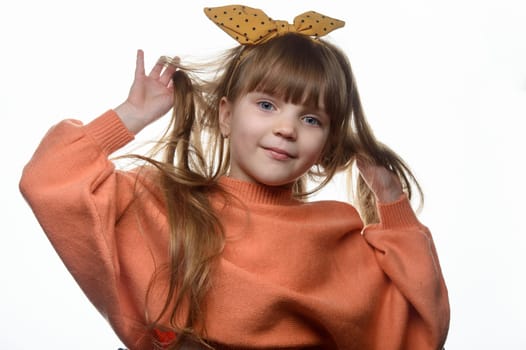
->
[204, 5, 345, 45]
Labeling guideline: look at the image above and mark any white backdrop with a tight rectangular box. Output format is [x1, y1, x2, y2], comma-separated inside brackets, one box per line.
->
[1, 0, 525, 349]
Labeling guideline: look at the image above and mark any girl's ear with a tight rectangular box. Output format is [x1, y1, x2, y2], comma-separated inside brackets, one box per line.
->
[219, 96, 232, 137]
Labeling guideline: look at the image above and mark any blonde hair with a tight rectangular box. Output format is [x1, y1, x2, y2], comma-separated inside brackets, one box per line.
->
[133, 33, 422, 348]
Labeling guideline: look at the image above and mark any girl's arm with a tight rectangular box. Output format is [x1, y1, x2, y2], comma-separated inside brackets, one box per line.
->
[19, 110, 148, 347]
[19, 50, 177, 349]
[357, 160, 450, 349]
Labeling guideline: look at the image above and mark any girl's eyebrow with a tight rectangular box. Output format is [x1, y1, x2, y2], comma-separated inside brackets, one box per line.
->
[251, 91, 277, 99]
[250, 91, 329, 120]
[303, 103, 329, 119]
[313, 109, 330, 123]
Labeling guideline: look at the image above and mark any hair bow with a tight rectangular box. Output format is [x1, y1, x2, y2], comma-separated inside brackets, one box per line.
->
[204, 5, 345, 45]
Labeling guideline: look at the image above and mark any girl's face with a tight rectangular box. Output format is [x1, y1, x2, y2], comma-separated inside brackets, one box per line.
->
[219, 91, 330, 187]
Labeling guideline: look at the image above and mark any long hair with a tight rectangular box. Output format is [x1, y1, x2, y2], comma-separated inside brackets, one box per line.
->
[133, 33, 422, 348]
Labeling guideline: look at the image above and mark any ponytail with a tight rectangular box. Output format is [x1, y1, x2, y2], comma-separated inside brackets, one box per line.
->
[135, 69, 226, 349]
[348, 79, 423, 224]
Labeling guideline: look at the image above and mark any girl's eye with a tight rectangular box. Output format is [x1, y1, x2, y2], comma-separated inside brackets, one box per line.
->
[258, 101, 275, 111]
[302, 116, 321, 126]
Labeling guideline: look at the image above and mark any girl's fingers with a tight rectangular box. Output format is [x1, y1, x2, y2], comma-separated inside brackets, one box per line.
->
[149, 60, 164, 78]
[135, 49, 145, 77]
[355, 156, 374, 180]
[149, 56, 180, 85]
[159, 56, 180, 85]
[356, 157, 403, 203]
[159, 67, 175, 86]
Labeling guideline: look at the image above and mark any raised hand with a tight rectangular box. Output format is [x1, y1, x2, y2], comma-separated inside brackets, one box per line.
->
[115, 49, 179, 134]
[356, 157, 404, 204]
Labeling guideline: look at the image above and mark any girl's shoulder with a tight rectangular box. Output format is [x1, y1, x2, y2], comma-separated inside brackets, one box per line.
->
[117, 165, 166, 206]
[287, 199, 364, 233]
[303, 198, 360, 218]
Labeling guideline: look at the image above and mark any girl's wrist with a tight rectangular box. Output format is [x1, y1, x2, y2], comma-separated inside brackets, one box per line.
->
[114, 102, 144, 135]
[376, 187, 404, 204]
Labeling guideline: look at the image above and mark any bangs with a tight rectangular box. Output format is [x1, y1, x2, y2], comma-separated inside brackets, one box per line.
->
[232, 34, 346, 117]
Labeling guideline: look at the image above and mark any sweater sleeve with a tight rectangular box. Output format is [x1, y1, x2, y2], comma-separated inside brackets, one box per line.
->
[19, 110, 154, 349]
[362, 195, 450, 349]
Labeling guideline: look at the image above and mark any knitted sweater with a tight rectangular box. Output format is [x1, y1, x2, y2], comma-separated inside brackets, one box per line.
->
[20, 110, 449, 349]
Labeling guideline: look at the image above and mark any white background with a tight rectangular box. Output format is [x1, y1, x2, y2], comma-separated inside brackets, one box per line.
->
[1, 0, 525, 348]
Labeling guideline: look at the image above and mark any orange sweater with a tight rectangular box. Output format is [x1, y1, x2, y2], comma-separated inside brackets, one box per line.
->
[20, 110, 449, 349]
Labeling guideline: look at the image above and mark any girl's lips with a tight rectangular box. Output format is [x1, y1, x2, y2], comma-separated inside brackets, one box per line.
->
[264, 147, 294, 160]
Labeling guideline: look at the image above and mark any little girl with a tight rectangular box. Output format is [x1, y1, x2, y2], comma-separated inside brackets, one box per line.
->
[20, 5, 449, 350]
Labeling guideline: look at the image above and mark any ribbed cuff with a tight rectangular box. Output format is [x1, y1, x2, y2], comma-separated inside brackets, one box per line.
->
[218, 176, 296, 205]
[84, 110, 135, 155]
[377, 194, 420, 229]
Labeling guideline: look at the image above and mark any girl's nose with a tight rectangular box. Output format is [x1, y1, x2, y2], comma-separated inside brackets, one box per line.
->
[273, 118, 297, 140]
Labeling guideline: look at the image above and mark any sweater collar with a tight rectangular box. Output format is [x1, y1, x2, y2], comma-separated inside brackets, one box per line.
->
[218, 176, 297, 205]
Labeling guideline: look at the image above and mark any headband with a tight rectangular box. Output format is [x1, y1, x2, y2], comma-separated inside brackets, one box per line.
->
[204, 5, 345, 45]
